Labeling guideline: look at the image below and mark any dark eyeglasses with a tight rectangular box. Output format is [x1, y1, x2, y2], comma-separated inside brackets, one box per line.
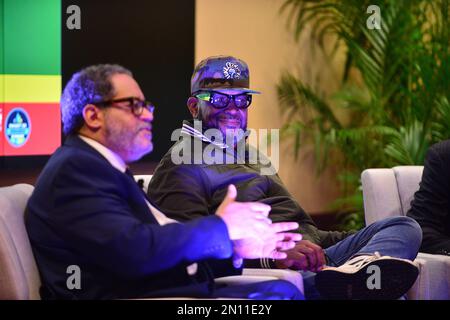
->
[92, 97, 155, 116]
[193, 91, 252, 109]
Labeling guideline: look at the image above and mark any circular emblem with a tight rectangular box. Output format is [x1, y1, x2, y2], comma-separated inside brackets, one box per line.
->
[5, 108, 31, 147]
[223, 62, 241, 79]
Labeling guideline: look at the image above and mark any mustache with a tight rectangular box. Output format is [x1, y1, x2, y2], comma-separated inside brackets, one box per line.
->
[217, 113, 241, 121]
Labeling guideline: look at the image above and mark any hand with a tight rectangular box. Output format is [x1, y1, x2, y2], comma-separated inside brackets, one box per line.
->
[216, 184, 272, 240]
[233, 225, 303, 260]
[275, 240, 326, 272]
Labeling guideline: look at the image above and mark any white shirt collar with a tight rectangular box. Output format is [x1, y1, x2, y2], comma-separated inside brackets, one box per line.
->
[78, 135, 127, 173]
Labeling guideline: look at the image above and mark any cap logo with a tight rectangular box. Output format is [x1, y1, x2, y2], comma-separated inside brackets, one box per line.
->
[223, 62, 241, 79]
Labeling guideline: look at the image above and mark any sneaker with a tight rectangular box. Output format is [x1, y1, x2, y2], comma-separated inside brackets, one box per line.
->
[315, 252, 419, 300]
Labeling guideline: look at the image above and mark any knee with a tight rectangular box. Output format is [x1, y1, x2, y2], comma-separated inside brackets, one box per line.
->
[283, 281, 305, 300]
[403, 216, 422, 247]
[257, 280, 304, 300]
[385, 216, 423, 249]
[391, 216, 421, 233]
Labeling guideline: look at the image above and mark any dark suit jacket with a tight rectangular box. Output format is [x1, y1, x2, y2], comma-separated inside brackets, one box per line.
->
[407, 140, 450, 255]
[25, 135, 238, 299]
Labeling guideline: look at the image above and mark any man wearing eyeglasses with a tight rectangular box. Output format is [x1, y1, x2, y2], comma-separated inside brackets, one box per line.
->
[148, 56, 422, 300]
[25, 64, 303, 300]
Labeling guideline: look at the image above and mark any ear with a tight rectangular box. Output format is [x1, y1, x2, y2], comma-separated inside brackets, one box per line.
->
[187, 97, 199, 118]
[82, 104, 104, 131]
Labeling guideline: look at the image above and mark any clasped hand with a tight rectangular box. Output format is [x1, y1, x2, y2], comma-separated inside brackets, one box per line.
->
[216, 184, 302, 260]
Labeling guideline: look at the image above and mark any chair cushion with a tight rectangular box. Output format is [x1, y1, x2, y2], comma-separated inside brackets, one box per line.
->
[392, 166, 424, 215]
[412, 252, 450, 300]
[361, 169, 402, 225]
[0, 184, 40, 300]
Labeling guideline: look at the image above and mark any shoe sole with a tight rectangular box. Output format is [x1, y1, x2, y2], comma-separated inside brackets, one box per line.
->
[315, 259, 419, 300]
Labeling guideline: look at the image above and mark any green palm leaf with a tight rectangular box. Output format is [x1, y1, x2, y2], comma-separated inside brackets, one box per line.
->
[279, 0, 450, 230]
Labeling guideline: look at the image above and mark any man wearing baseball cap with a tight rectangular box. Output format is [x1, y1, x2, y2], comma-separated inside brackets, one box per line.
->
[187, 56, 259, 146]
[148, 55, 422, 300]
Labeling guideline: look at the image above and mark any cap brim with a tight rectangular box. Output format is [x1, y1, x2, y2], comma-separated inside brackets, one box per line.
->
[209, 87, 261, 94]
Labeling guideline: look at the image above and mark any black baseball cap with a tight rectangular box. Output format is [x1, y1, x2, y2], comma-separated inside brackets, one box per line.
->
[191, 55, 261, 94]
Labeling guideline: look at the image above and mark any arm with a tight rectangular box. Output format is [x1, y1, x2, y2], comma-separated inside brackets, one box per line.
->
[148, 159, 213, 221]
[265, 174, 353, 247]
[263, 173, 322, 243]
[407, 144, 450, 254]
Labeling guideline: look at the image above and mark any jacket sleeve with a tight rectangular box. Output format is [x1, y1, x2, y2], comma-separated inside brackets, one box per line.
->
[148, 159, 214, 221]
[46, 156, 233, 279]
[407, 144, 450, 254]
[264, 173, 351, 247]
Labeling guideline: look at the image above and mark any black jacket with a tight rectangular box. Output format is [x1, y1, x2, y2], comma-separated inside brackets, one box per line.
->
[407, 140, 450, 255]
[26, 135, 237, 299]
[148, 120, 351, 268]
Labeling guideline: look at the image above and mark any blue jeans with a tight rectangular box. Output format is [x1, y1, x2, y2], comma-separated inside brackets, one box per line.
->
[303, 216, 422, 299]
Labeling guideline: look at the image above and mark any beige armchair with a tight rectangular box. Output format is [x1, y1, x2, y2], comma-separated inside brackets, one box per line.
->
[361, 166, 450, 300]
[0, 184, 39, 299]
[0, 182, 303, 300]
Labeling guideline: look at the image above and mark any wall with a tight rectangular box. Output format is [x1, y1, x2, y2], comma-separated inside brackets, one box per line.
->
[196, 0, 343, 214]
[62, 0, 195, 162]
